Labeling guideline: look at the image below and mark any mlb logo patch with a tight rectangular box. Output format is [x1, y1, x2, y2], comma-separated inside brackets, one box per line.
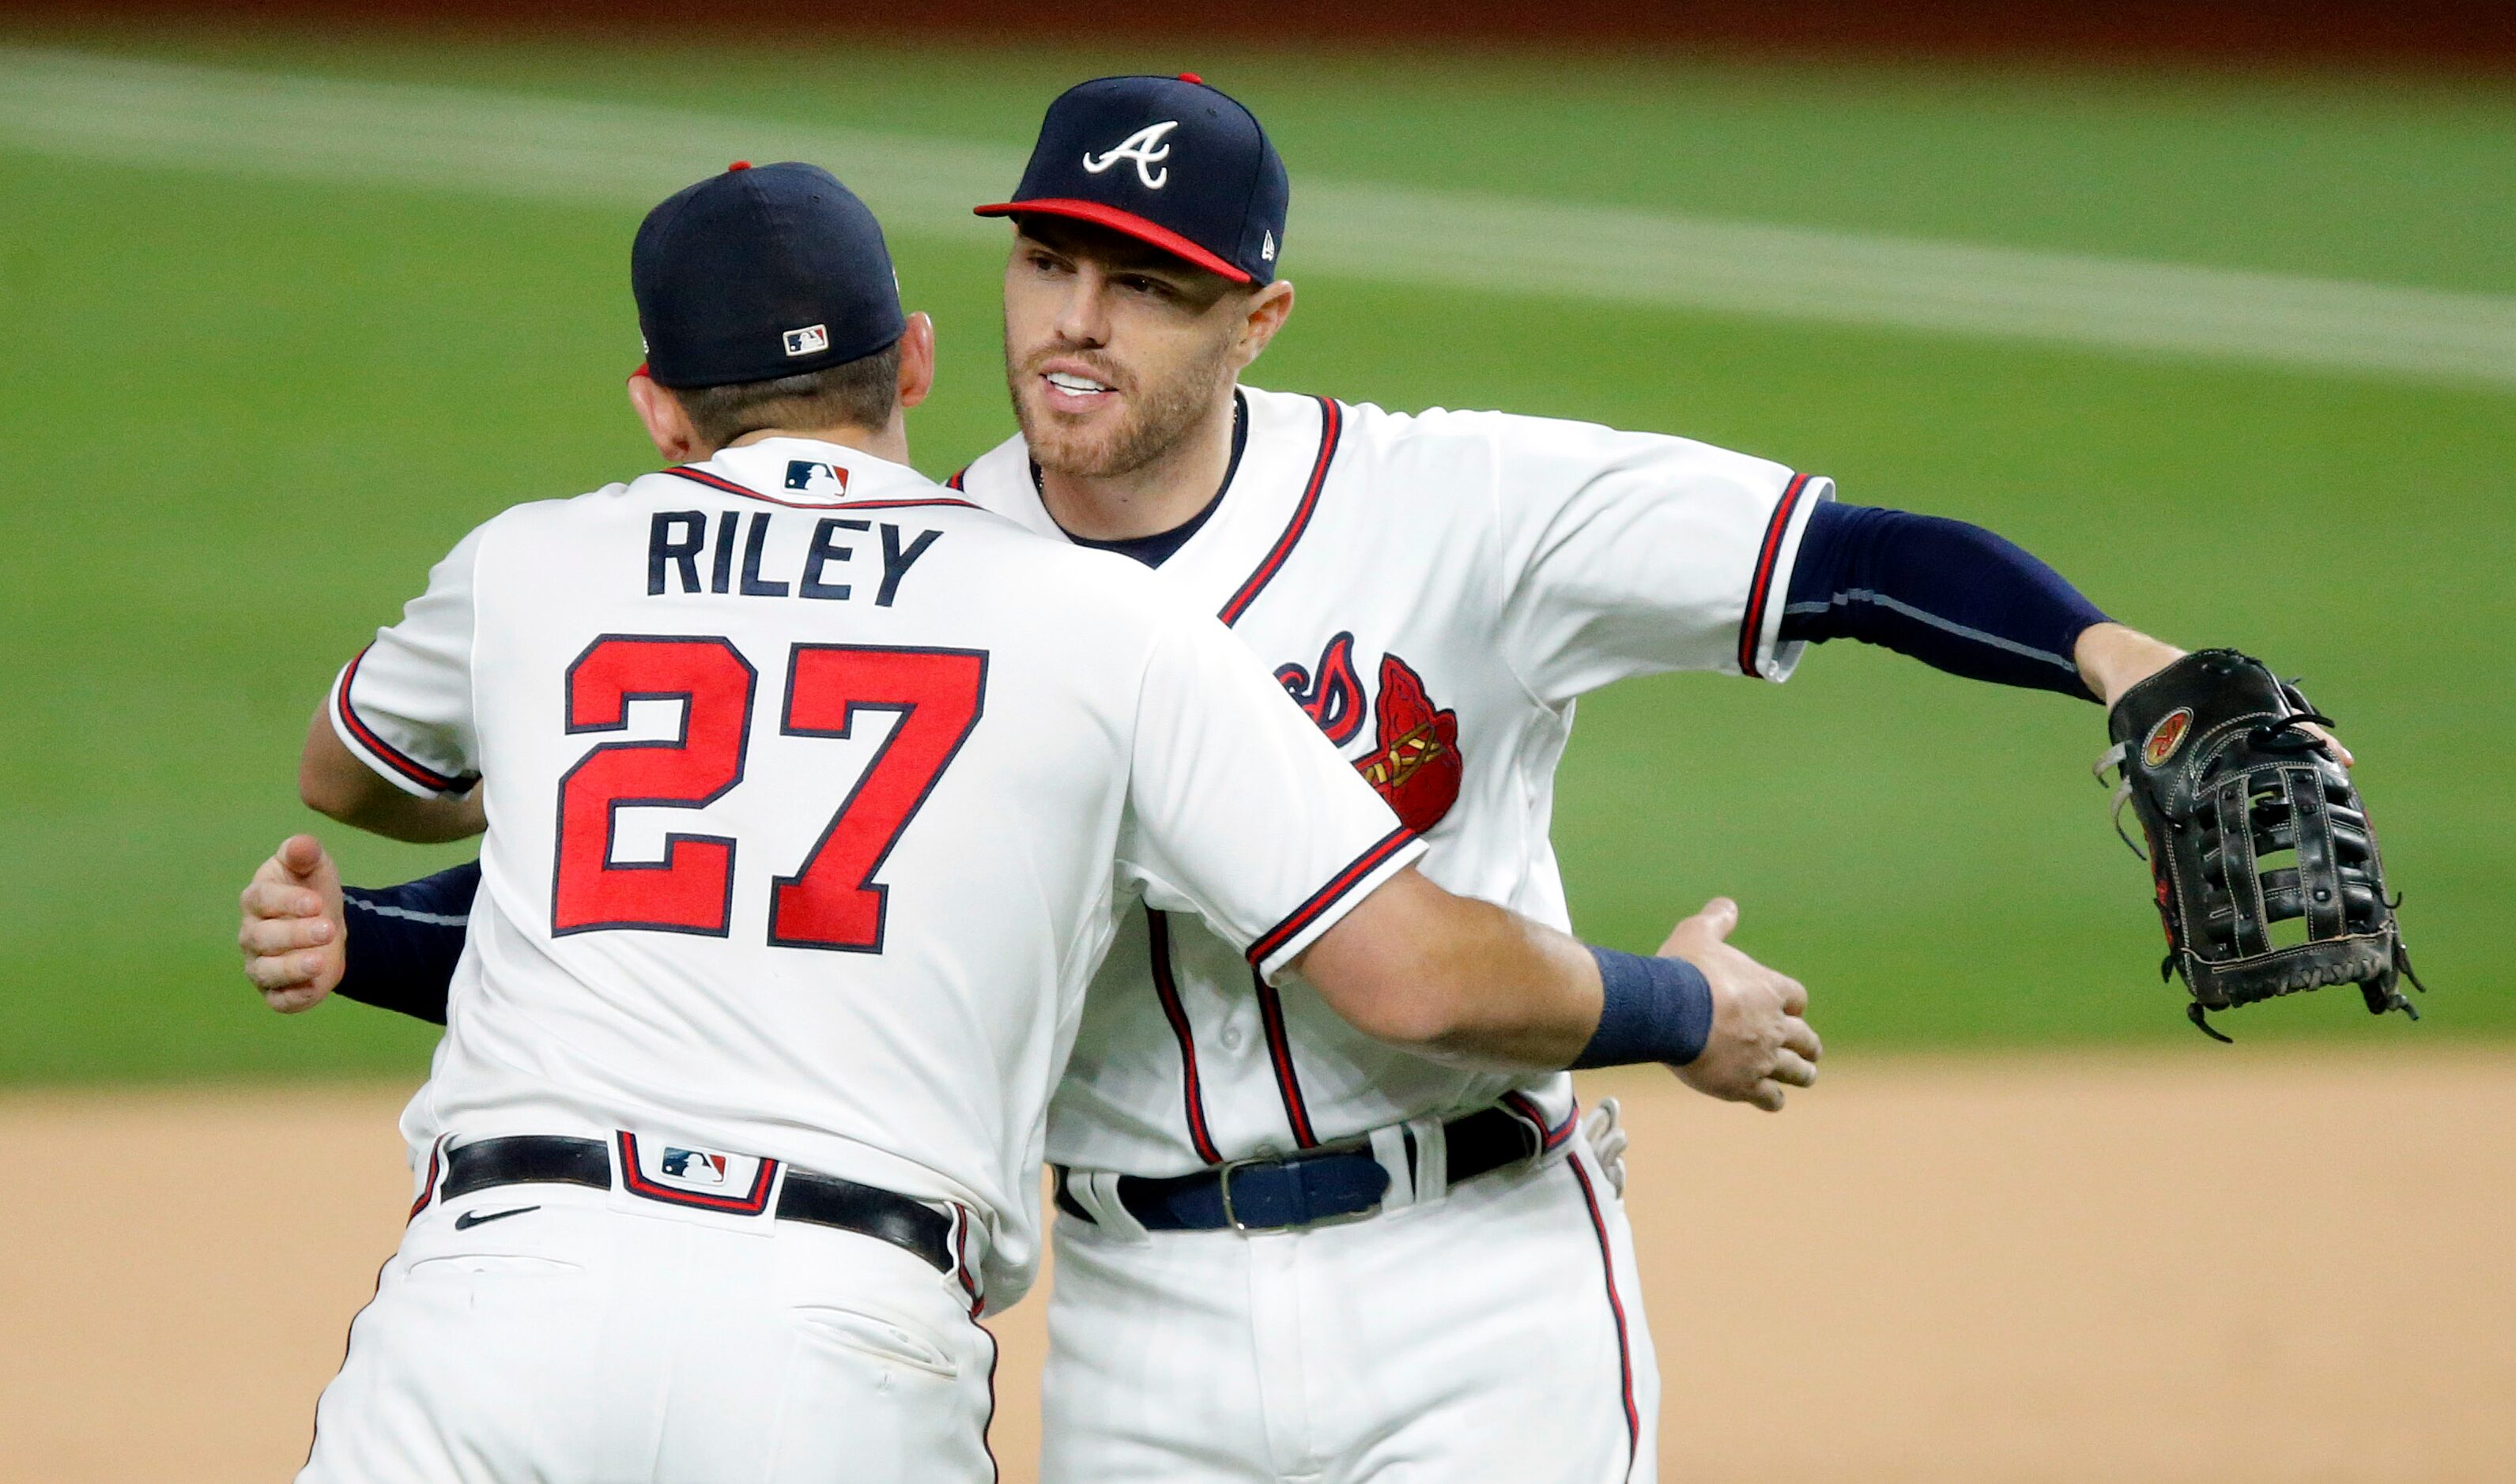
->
[783, 323, 830, 358]
[783, 459, 850, 495]
[617, 1131, 776, 1216]
[660, 1147, 727, 1185]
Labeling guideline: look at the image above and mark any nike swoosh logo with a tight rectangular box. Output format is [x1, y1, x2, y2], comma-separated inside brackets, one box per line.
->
[452, 1204, 541, 1230]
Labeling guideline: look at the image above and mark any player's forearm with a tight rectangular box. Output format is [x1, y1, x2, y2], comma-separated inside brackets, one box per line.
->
[299, 708, 486, 843]
[1296, 869, 1611, 1072]
[1389, 897, 1608, 1071]
[2072, 623, 2186, 708]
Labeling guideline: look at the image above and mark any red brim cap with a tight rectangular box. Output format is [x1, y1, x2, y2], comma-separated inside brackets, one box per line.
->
[973, 198, 1253, 284]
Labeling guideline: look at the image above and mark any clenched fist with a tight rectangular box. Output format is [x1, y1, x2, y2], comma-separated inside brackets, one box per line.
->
[1660, 898, 1820, 1113]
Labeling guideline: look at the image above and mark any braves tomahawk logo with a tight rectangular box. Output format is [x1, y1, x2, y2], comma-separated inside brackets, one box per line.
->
[1275, 631, 1366, 746]
[1277, 633, 1462, 834]
[1082, 120, 1180, 190]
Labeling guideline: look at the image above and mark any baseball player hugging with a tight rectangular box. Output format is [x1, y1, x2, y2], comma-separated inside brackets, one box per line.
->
[249, 154, 1791, 1483]
[244, 73, 2398, 1484]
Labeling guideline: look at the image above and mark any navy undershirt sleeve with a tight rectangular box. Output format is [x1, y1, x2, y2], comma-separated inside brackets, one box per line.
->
[336, 861, 480, 1026]
[1779, 502, 2110, 700]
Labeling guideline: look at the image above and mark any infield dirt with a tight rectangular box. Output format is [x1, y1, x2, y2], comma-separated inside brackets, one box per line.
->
[6, 1049, 2507, 1482]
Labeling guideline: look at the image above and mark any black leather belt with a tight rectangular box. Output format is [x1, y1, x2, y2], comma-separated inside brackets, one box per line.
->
[436, 1135, 954, 1274]
[1054, 1103, 1552, 1234]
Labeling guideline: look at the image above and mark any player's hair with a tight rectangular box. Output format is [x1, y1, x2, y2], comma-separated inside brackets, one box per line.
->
[674, 342, 903, 446]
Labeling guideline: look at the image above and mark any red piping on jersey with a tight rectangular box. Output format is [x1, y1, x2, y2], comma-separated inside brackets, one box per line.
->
[614, 1132, 779, 1215]
[662, 465, 981, 513]
[1569, 1154, 1642, 1478]
[1146, 909, 1226, 1166]
[327, 1131, 447, 1468]
[973, 1309, 1001, 1483]
[1216, 396, 1343, 628]
[1250, 967, 1319, 1149]
[945, 468, 968, 491]
[1501, 1090, 1577, 1153]
[406, 1136, 444, 1222]
[1244, 823, 1416, 970]
[308, 1252, 395, 1471]
[1738, 472, 1814, 677]
[336, 647, 470, 793]
[952, 1204, 983, 1318]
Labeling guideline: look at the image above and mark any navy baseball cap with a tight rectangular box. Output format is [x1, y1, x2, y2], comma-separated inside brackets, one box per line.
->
[975, 74, 1288, 286]
[632, 161, 907, 389]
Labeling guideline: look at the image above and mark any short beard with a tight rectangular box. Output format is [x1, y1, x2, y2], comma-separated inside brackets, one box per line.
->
[1007, 330, 1238, 481]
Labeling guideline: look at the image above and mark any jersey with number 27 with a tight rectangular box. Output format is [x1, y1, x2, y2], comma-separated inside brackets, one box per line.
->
[326, 436, 1424, 1308]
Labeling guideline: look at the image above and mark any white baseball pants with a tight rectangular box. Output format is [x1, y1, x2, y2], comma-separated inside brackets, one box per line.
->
[299, 1179, 999, 1483]
[1039, 1134, 1657, 1482]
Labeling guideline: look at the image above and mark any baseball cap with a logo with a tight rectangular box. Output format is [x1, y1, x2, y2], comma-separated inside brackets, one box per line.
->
[975, 74, 1289, 286]
[632, 160, 907, 389]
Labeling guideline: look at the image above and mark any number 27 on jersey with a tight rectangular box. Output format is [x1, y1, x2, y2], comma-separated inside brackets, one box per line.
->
[551, 635, 986, 952]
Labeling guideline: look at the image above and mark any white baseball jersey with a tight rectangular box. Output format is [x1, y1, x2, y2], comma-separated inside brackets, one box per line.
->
[952, 386, 1831, 1177]
[325, 435, 1423, 1308]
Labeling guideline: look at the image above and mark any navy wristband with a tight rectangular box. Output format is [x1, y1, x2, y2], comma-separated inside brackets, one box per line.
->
[1573, 946, 1715, 1069]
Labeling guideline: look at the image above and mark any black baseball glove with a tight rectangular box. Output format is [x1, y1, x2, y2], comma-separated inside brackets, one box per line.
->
[2097, 649, 2423, 1041]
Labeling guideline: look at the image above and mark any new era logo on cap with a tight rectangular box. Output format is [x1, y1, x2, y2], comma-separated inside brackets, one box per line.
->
[783, 323, 830, 357]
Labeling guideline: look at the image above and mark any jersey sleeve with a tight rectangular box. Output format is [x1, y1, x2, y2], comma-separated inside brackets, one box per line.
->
[1482, 412, 1834, 706]
[326, 523, 486, 799]
[1117, 603, 1425, 982]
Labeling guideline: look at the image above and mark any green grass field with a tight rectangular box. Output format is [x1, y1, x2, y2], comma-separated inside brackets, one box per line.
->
[2, 31, 2507, 1082]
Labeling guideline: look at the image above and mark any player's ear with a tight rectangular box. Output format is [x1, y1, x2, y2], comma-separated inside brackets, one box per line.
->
[627, 371, 703, 462]
[1234, 280, 1295, 371]
[895, 311, 936, 412]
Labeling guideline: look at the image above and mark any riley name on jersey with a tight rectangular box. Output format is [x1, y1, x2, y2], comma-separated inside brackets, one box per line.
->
[644, 472, 946, 606]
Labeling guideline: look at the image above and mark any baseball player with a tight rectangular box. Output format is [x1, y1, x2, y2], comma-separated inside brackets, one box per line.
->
[247, 76, 2337, 1483]
[265, 159, 1807, 1484]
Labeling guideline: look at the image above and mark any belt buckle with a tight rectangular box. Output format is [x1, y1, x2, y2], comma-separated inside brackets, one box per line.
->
[1215, 1155, 1269, 1233]
[1217, 1148, 1382, 1234]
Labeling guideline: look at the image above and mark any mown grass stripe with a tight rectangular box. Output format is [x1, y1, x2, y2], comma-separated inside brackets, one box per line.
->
[5, 46, 2513, 387]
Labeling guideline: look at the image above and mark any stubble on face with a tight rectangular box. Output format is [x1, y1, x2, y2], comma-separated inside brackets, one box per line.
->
[1005, 314, 1239, 480]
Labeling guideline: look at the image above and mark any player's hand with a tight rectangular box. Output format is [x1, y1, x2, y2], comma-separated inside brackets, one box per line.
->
[240, 834, 347, 1013]
[2303, 721, 2353, 768]
[2077, 622, 2353, 768]
[1658, 898, 1820, 1113]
